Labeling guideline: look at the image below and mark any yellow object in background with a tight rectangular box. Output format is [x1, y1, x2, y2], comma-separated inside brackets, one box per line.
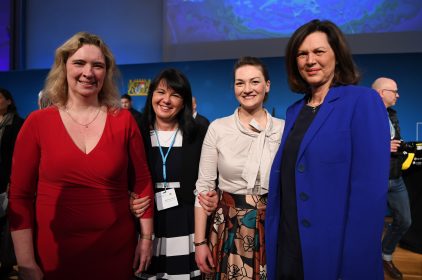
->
[402, 153, 415, 170]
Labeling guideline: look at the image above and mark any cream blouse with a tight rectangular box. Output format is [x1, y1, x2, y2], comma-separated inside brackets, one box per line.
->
[195, 108, 284, 206]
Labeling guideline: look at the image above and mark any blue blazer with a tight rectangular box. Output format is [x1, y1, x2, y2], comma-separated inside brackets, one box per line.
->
[265, 85, 390, 280]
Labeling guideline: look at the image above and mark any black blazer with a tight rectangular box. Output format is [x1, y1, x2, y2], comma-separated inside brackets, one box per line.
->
[0, 114, 24, 193]
[140, 123, 208, 205]
[129, 108, 143, 131]
[194, 113, 210, 128]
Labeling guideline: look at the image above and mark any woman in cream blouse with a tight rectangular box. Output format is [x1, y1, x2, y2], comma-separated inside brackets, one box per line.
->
[194, 56, 284, 279]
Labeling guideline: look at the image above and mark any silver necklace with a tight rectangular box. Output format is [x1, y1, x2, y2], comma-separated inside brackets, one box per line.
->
[307, 97, 322, 113]
[308, 104, 320, 113]
[64, 107, 101, 128]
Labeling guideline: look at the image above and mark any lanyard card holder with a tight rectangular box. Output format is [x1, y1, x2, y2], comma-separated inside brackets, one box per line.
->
[155, 186, 178, 211]
[153, 128, 180, 211]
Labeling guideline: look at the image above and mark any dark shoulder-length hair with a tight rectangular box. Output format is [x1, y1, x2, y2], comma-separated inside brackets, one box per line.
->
[0, 88, 18, 114]
[140, 68, 196, 141]
[285, 19, 360, 94]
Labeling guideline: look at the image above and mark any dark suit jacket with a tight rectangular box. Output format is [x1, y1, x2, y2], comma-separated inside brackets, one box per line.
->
[140, 123, 208, 205]
[0, 114, 24, 193]
[266, 85, 390, 280]
[194, 113, 210, 128]
[129, 108, 142, 130]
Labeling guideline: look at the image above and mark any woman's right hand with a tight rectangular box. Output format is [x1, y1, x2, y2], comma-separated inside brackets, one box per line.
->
[18, 263, 44, 280]
[390, 139, 401, 153]
[130, 193, 151, 218]
[195, 244, 215, 274]
[198, 190, 219, 216]
[11, 229, 43, 280]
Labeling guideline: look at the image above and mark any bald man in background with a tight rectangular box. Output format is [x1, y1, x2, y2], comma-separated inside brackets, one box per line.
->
[372, 77, 411, 280]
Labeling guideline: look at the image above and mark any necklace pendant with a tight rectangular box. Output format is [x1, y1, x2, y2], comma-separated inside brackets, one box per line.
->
[64, 106, 101, 128]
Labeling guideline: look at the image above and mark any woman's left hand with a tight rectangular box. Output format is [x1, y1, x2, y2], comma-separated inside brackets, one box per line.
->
[133, 238, 153, 274]
[195, 243, 215, 273]
[130, 193, 151, 218]
[198, 190, 219, 216]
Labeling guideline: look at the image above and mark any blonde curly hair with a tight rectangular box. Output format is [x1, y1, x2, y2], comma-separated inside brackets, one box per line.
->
[43, 31, 120, 110]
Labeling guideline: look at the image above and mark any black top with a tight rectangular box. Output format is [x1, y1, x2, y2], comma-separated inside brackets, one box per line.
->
[129, 108, 142, 130]
[277, 104, 320, 279]
[388, 107, 405, 179]
[140, 122, 208, 205]
[148, 134, 183, 196]
[194, 113, 210, 128]
[0, 114, 24, 193]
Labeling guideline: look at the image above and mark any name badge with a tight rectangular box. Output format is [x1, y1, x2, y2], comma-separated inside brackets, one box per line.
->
[155, 188, 178, 211]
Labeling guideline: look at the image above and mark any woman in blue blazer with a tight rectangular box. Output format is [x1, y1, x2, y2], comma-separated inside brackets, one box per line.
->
[265, 20, 390, 279]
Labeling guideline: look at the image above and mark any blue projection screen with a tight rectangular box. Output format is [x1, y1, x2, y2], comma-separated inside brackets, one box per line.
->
[163, 0, 422, 61]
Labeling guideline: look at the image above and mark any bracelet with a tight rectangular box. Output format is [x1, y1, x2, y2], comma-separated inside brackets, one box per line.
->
[193, 240, 208, 247]
[140, 234, 155, 241]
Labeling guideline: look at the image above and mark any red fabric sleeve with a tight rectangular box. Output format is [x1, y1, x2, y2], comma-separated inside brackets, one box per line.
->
[8, 112, 41, 231]
[127, 114, 154, 218]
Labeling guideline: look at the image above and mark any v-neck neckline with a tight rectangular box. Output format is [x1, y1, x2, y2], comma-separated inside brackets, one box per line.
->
[56, 107, 108, 155]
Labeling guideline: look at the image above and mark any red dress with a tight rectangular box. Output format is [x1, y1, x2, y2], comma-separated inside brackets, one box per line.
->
[8, 107, 153, 280]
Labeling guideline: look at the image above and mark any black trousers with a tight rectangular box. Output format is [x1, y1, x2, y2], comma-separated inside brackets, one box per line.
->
[0, 216, 16, 276]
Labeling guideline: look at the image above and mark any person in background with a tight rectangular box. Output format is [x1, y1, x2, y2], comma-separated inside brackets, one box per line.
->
[372, 77, 411, 280]
[8, 32, 154, 280]
[0, 88, 24, 279]
[133, 68, 218, 279]
[265, 19, 390, 280]
[192, 96, 210, 128]
[194, 56, 284, 280]
[121, 93, 142, 129]
[38, 90, 52, 109]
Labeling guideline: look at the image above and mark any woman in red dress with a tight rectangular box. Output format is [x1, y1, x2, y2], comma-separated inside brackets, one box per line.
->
[8, 32, 154, 280]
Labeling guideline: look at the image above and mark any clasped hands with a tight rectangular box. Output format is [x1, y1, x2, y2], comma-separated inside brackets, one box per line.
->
[129, 190, 219, 217]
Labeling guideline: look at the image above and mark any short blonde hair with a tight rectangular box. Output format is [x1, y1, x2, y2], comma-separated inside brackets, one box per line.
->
[43, 32, 120, 110]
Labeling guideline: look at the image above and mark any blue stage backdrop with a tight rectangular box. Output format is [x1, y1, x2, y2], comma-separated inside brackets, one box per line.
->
[3, 0, 420, 69]
[0, 53, 421, 140]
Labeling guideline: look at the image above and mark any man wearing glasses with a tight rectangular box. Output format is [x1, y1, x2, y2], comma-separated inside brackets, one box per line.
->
[372, 77, 411, 280]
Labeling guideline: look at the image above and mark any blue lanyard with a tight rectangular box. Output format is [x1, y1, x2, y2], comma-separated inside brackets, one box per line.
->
[153, 128, 179, 187]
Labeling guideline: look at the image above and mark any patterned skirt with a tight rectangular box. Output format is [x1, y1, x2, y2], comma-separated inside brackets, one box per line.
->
[205, 192, 267, 280]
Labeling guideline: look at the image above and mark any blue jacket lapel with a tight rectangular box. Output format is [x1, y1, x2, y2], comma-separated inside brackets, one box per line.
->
[296, 88, 342, 162]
